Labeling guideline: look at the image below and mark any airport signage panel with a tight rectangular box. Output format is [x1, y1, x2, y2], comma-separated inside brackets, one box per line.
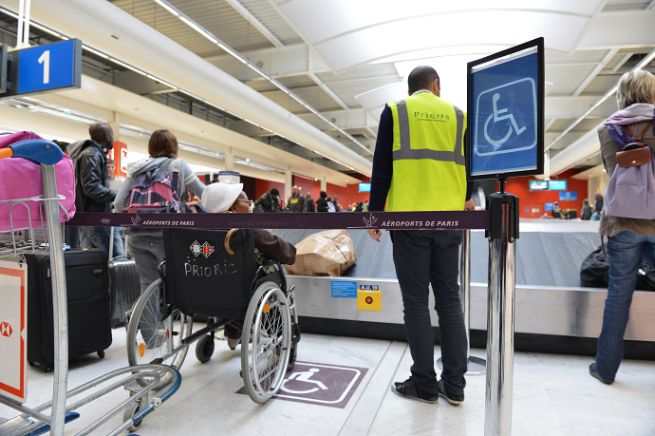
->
[559, 191, 577, 201]
[467, 38, 544, 180]
[529, 180, 548, 191]
[13, 39, 82, 95]
[548, 180, 567, 191]
[358, 183, 371, 193]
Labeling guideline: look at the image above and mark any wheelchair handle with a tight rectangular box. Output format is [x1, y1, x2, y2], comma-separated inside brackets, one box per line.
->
[225, 228, 239, 255]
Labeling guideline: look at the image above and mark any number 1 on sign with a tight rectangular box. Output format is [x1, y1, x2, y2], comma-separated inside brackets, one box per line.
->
[37, 50, 50, 85]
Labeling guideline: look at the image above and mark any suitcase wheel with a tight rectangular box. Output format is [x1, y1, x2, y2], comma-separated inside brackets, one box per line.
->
[97, 350, 106, 359]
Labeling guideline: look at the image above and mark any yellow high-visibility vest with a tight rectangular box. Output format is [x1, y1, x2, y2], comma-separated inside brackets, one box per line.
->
[386, 91, 466, 211]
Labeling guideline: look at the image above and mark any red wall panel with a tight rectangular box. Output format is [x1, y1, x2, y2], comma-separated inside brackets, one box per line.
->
[292, 176, 321, 200]
[504, 170, 588, 218]
[252, 177, 372, 211]
[327, 182, 370, 211]
[254, 180, 285, 205]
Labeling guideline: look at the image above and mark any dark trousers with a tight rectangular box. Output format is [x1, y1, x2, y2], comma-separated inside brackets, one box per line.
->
[391, 230, 467, 395]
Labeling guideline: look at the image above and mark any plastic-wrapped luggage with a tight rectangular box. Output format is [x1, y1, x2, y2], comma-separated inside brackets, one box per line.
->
[285, 230, 356, 276]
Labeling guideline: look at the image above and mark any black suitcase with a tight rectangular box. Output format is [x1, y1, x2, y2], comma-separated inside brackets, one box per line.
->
[25, 249, 112, 371]
[109, 258, 141, 327]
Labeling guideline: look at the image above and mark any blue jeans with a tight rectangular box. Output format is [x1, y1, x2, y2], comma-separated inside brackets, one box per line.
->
[596, 230, 655, 381]
[80, 226, 125, 259]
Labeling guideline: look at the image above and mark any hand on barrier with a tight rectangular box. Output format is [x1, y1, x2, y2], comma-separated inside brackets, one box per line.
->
[464, 200, 476, 211]
[368, 229, 382, 242]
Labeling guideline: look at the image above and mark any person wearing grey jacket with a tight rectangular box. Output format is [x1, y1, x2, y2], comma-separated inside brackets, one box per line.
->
[590, 69, 655, 385]
[114, 129, 205, 301]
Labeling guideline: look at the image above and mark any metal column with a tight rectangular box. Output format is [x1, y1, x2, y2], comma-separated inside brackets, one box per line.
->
[41, 164, 68, 436]
[485, 192, 519, 436]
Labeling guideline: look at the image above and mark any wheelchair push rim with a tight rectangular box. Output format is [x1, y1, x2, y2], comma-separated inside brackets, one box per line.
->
[241, 281, 292, 404]
[126, 278, 193, 389]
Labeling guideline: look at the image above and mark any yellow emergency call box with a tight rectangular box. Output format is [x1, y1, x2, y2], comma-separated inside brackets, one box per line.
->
[357, 285, 382, 311]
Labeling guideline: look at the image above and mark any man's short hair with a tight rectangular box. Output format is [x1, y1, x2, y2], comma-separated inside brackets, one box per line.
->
[89, 122, 113, 145]
[408, 66, 440, 95]
[270, 188, 280, 197]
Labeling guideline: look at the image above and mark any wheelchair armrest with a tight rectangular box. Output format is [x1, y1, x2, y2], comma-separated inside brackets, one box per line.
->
[224, 228, 239, 255]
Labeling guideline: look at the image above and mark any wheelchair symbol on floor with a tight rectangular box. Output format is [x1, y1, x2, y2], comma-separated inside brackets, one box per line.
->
[483, 92, 526, 147]
[280, 368, 328, 394]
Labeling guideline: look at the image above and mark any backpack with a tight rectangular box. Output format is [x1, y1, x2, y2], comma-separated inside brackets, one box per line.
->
[580, 243, 655, 291]
[580, 245, 608, 288]
[604, 122, 655, 219]
[127, 159, 184, 213]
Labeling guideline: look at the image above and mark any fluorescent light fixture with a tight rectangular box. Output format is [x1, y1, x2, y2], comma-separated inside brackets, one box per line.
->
[151, 0, 371, 156]
[152, 0, 181, 17]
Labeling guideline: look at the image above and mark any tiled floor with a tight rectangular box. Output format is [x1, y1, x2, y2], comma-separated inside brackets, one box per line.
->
[1, 329, 654, 435]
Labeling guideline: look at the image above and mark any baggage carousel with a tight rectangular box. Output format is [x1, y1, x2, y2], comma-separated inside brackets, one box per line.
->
[274, 221, 655, 359]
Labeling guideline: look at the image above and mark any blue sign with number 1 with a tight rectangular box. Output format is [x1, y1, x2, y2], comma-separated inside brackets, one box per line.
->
[16, 39, 82, 95]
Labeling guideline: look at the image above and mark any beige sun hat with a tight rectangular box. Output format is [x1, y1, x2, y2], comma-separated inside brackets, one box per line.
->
[201, 182, 244, 213]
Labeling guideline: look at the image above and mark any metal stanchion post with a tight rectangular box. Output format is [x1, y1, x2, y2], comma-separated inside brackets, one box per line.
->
[437, 228, 486, 375]
[485, 187, 519, 436]
[41, 164, 68, 436]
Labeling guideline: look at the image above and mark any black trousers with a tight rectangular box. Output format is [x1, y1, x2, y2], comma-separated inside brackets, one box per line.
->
[391, 230, 467, 394]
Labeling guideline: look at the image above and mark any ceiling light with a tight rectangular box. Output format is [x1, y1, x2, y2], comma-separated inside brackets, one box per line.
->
[152, 0, 180, 17]
[150, 0, 371, 156]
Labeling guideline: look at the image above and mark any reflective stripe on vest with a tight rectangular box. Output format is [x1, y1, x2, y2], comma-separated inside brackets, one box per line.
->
[386, 93, 467, 212]
[394, 100, 465, 165]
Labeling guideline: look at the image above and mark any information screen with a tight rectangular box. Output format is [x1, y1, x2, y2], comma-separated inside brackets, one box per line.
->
[529, 180, 548, 191]
[548, 180, 567, 191]
[358, 183, 371, 193]
[559, 191, 577, 201]
[467, 38, 544, 179]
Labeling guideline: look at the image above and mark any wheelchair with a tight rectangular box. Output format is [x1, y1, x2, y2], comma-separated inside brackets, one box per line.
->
[125, 228, 300, 405]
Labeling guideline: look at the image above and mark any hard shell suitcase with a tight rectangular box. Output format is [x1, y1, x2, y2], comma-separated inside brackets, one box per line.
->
[25, 249, 112, 371]
[109, 257, 140, 327]
[108, 227, 141, 327]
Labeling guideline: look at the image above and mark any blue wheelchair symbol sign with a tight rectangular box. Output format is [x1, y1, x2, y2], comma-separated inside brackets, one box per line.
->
[474, 78, 537, 157]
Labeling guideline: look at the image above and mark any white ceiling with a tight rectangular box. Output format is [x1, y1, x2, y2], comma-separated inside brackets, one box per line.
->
[107, 0, 655, 175]
[2, 0, 653, 179]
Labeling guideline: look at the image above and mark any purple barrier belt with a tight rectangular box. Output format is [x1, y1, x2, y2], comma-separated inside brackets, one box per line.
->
[67, 211, 489, 231]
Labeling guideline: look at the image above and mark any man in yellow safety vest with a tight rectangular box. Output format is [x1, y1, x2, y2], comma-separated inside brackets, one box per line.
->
[368, 65, 475, 405]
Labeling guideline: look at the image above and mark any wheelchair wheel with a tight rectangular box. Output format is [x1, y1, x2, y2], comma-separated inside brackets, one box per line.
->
[126, 278, 193, 389]
[123, 395, 145, 432]
[241, 281, 292, 404]
[195, 334, 215, 363]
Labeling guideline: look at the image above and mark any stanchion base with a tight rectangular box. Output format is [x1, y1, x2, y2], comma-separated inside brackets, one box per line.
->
[436, 355, 487, 376]
[466, 355, 487, 375]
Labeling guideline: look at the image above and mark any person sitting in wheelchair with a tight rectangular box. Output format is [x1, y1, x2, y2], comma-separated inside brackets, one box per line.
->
[201, 182, 296, 349]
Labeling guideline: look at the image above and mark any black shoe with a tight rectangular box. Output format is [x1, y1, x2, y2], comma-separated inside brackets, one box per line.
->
[589, 362, 613, 385]
[390, 377, 438, 404]
[437, 379, 464, 405]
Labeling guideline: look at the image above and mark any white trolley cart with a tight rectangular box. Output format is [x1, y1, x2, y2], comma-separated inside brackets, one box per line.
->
[0, 139, 181, 435]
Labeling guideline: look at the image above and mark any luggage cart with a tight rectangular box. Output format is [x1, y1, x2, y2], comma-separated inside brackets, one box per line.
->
[0, 139, 181, 435]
